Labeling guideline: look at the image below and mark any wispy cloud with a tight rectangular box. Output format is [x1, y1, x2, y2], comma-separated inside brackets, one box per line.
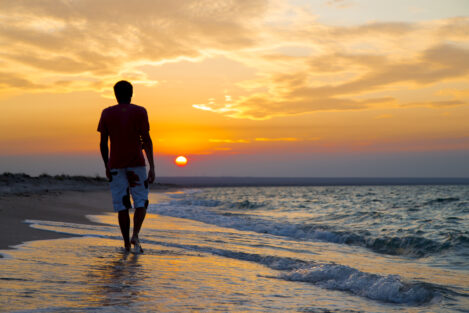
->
[255, 137, 300, 142]
[0, 0, 268, 92]
[209, 139, 250, 143]
[193, 16, 469, 119]
[375, 114, 393, 119]
[209, 137, 307, 144]
[326, 0, 354, 9]
[1, 1, 468, 122]
[403, 100, 465, 108]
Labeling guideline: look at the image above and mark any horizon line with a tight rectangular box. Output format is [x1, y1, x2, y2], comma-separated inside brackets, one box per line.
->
[2, 173, 469, 186]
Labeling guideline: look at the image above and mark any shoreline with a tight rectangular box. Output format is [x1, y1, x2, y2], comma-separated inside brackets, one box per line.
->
[0, 190, 112, 252]
[0, 186, 175, 254]
[3, 171, 468, 256]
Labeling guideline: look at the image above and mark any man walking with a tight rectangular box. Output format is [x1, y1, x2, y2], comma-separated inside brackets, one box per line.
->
[98, 80, 155, 253]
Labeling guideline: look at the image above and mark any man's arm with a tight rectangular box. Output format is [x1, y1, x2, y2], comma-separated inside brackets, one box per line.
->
[100, 132, 111, 180]
[141, 131, 155, 183]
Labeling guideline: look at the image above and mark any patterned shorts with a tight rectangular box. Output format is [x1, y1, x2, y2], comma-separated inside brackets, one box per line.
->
[109, 166, 149, 212]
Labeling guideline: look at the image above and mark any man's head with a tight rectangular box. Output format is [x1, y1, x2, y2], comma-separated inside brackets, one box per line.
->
[114, 80, 133, 104]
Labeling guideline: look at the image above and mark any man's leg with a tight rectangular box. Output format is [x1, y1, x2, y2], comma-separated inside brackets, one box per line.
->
[109, 168, 132, 251]
[131, 207, 146, 253]
[118, 209, 131, 251]
[132, 207, 146, 239]
[127, 166, 149, 253]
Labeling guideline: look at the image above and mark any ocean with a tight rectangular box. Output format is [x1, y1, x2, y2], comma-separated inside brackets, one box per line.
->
[1, 185, 468, 312]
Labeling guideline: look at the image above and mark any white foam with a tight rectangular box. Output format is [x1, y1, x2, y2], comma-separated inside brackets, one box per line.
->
[140, 235, 439, 305]
[281, 264, 435, 304]
[149, 194, 451, 257]
[149, 199, 349, 245]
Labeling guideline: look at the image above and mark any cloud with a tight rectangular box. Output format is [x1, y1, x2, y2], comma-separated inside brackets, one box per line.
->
[438, 88, 469, 98]
[403, 100, 466, 108]
[209, 139, 250, 143]
[436, 17, 469, 40]
[255, 137, 300, 142]
[209, 137, 307, 146]
[0, 0, 268, 92]
[329, 21, 416, 38]
[0, 72, 44, 89]
[375, 114, 393, 119]
[307, 53, 387, 73]
[195, 34, 469, 119]
[292, 44, 469, 98]
[2, 1, 469, 121]
[221, 96, 394, 120]
[326, 0, 354, 8]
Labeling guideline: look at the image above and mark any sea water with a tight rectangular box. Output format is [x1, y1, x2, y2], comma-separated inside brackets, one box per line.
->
[1, 185, 468, 312]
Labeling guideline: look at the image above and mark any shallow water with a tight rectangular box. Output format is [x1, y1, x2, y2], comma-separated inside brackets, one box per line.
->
[1, 185, 468, 312]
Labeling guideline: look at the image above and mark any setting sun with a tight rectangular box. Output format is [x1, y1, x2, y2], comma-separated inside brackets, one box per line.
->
[175, 156, 188, 167]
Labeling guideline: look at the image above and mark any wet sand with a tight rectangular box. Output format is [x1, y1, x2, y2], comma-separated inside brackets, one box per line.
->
[1, 184, 468, 311]
[0, 173, 176, 251]
[0, 190, 113, 250]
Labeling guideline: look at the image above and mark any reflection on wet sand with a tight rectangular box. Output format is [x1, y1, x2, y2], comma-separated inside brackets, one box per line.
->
[86, 251, 145, 307]
[1, 210, 468, 312]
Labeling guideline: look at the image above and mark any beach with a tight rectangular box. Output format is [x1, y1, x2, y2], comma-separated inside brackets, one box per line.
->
[0, 190, 111, 251]
[1, 179, 468, 312]
[0, 173, 112, 251]
[2, 0, 468, 311]
[0, 174, 173, 251]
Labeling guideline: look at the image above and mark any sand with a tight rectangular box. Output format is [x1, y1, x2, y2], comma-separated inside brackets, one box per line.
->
[0, 173, 175, 251]
[0, 191, 113, 250]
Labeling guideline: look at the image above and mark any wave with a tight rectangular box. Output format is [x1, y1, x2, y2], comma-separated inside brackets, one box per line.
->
[149, 200, 461, 257]
[138, 236, 442, 305]
[424, 197, 460, 205]
[165, 197, 266, 211]
[25, 219, 447, 305]
[280, 265, 437, 305]
[229, 199, 266, 210]
[349, 235, 452, 257]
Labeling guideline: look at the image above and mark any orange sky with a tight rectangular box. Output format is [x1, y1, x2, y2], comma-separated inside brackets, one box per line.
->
[1, 0, 468, 176]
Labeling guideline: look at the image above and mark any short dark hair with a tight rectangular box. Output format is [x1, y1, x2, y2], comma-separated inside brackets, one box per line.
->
[114, 80, 133, 103]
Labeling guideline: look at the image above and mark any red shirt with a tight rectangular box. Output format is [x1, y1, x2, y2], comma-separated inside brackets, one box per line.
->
[97, 103, 150, 169]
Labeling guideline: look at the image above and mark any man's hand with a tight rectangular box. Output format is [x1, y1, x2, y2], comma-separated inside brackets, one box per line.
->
[141, 131, 155, 184]
[105, 165, 111, 181]
[148, 167, 155, 184]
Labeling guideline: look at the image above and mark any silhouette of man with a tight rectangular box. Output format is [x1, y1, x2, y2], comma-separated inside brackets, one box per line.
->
[98, 80, 155, 253]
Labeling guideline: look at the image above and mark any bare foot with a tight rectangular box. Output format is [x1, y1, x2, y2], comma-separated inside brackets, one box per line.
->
[131, 235, 144, 254]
